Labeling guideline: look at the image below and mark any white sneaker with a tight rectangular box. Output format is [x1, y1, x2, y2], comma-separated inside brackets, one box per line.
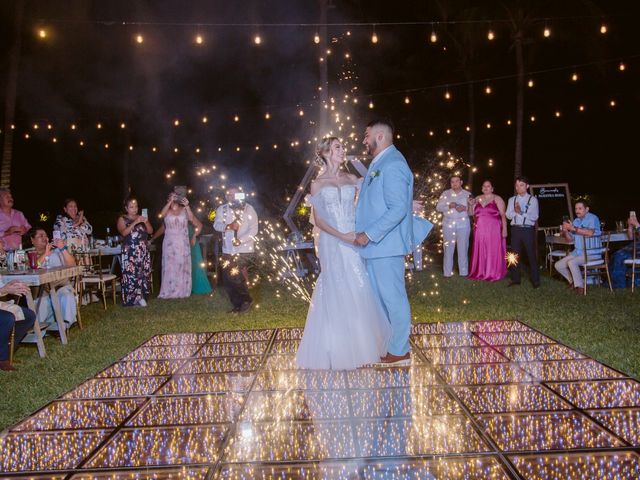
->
[138, 298, 147, 307]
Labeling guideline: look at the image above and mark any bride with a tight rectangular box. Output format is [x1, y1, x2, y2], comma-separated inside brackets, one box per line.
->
[296, 137, 391, 370]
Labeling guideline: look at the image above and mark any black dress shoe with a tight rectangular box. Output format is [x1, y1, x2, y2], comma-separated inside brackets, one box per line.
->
[237, 301, 253, 314]
[507, 281, 520, 287]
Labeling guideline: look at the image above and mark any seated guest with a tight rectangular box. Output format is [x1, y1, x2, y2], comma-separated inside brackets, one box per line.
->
[610, 214, 640, 288]
[53, 198, 93, 251]
[0, 188, 31, 250]
[29, 228, 78, 328]
[0, 281, 36, 371]
[554, 200, 601, 293]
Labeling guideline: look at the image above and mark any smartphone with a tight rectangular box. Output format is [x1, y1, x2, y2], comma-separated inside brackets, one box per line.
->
[141, 208, 148, 218]
[631, 211, 637, 219]
[52, 230, 62, 240]
[173, 185, 187, 203]
[234, 192, 246, 201]
[562, 215, 570, 223]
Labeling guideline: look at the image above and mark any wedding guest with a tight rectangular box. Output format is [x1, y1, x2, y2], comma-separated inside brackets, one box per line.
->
[436, 175, 471, 277]
[117, 197, 153, 307]
[53, 198, 93, 251]
[0, 281, 36, 371]
[506, 176, 540, 288]
[468, 180, 508, 281]
[213, 187, 259, 313]
[0, 188, 31, 250]
[152, 193, 200, 299]
[554, 200, 601, 293]
[189, 224, 212, 295]
[610, 214, 640, 288]
[29, 228, 78, 328]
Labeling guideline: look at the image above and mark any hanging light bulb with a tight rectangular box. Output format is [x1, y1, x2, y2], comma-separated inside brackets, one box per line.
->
[371, 31, 378, 44]
[527, 79, 534, 88]
[487, 29, 495, 41]
[485, 85, 492, 94]
[254, 35, 262, 45]
[368, 100, 374, 109]
[555, 110, 561, 118]
[600, 24, 607, 34]
[195, 34, 204, 45]
[38, 28, 47, 39]
[430, 26, 438, 43]
[135, 34, 144, 44]
[609, 99, 616, 107]
[444, 90, 451, 100]
[313, 33, 320, 44]
[404, 96, 410, 104]
[571, 72, 579, 81]
[543, 26, 551, 38]
[619, 62, 626, 71]
[202, 116, 208, 123]
[264, 112, 271, 120]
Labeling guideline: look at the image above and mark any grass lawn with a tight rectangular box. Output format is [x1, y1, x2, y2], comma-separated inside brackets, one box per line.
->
[1, 269, 638, 430]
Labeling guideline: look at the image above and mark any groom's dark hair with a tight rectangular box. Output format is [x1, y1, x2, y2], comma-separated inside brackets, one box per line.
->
[367, 118, 395, 137]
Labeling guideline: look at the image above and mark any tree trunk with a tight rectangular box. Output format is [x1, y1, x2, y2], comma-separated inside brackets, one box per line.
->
[1, 0, 24, 189]
[466, 81, 476, 188]
[318, 0, 329, 136]
[514, 30, 524, 180]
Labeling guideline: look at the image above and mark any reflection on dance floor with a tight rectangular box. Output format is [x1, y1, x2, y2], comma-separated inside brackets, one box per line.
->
[1, 320, 639, 479]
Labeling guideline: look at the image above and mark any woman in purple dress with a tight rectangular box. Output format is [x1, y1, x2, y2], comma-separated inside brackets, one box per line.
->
[155, 193, 200, 299]
[468, 180, 508, 281]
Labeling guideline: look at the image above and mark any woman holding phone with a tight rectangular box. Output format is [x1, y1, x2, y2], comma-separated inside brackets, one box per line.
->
[53, 198, 93, 251]
[118, 196, 153, 306]
[154, 192, 201, 299]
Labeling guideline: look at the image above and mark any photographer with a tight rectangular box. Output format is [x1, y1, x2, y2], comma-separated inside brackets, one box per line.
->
[213, 187, 258, 313]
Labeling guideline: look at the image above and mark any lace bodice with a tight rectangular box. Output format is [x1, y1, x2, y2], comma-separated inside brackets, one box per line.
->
[311, 185, 357, 233]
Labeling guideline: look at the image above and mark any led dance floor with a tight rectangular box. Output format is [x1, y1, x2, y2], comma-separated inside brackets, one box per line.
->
[1, 320, 639, 479]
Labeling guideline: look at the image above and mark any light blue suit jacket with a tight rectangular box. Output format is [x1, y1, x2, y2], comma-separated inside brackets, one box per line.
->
[356, 145, 414, 259]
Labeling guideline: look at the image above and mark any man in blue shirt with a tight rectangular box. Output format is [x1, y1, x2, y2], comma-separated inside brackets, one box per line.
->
[554, 200, 601, 292]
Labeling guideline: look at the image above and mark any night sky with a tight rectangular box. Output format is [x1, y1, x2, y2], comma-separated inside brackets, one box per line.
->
[1, 0, 639, 234]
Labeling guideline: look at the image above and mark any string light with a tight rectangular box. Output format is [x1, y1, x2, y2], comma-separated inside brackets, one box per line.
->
[264, 112, 271, 120]
[543, 25, 551, 38]
[38, 29, 47, 39]
[253, 34, 262, 45]
[527, 79, 535, 88]
[404, 96, 411, 104]
[609, 99, 616, 107]
[135, 34, 144, 44]
[619, 62, 626, 71]
[484, 85, 492, 94]
[487, 29, 495, 41]
[430, 25, 438, 43]
[173, 119, 180, 126]
[555, 110, 561, 117]
[371, 30, 378, 44]
[571, 72, 579, 81]
[233, 115, 239, 122]
[313, 33, 320, 44]
[120, 122, 126, 129]
[195, 34, 203, 45]
[201, 116, 208, 123]
[444, 89, 451, 100]
[368, 100, 374, 109]
[600, 24, 608, 34]
[579, 104, 585, 111]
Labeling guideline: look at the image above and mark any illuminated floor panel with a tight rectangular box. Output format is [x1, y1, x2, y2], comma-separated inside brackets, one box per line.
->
[2, 321, 638, 479]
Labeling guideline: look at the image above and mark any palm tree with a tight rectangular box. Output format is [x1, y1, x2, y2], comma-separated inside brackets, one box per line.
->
[1, 0, 24, 189]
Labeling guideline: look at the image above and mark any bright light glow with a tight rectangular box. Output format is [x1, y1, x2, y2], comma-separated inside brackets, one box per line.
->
[600, 24, 607, 34]
[619, 62, 626, 71]
[135, 34, 144, 44]
[571, 72, 578, 81]
[202, 116, 208, 123]
[371, 32, 378, 44]
[120, 122, 126, 129]
[610, 99, 616, 107]
[555, 111, 561, 117]
[543, 27, 551, 38]
[174, 119, 180, 126]
[38, 29, 47, 39]
[404, 96, 410, 104]
[195, 34, 203, 45]
[444, 90, 451, 100]
[527, 79, 534, 88]
[254, 35, 262, 45]
[368, 101, 374, 109]
[234, 115, 239, 122]
[485, 85, 492, 94]
[264, 112, 271, 120]
[313, 33, 320, 44]
[579, 105, 585, 112]
[430, 31, 437, 43]
[487, 29, 495, 40]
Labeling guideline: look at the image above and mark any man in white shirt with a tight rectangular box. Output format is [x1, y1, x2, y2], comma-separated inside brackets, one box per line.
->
[436, 175, 472, 277]
[506, 176, 540, 288]
[213, 187, 259, 313]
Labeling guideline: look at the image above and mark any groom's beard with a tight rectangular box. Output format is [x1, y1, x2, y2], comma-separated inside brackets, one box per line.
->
[366, 140, 377, 156]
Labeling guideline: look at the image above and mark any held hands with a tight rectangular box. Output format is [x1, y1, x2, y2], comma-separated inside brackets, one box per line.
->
[448, 202, 457, 209]
[353, 232, 370, 247]
[455, 204, 467, 213]
[0, 280, 30, 297]
[342, 232, 356, 244]
[562, 221, 574, 232]
[514, 202, 522, 214]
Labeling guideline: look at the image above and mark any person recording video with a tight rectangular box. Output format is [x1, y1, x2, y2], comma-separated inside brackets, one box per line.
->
[213, 186, 259, 313]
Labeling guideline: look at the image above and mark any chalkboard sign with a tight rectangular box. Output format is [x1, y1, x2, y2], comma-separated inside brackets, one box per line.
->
[529, 183, 573, 228]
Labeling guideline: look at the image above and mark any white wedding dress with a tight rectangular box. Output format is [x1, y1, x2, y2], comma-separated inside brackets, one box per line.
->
[296, 184, 391, 370]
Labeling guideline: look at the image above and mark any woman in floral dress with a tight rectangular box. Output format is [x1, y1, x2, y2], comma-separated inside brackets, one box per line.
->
[117, 197, 153, 307]
[53, 198, 93, 251]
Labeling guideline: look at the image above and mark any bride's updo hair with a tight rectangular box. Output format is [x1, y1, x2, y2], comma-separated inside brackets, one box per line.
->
[314, 136, 340, 167]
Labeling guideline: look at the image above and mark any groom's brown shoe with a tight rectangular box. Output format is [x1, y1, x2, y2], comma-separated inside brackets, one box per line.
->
[378, 352, 411, 366]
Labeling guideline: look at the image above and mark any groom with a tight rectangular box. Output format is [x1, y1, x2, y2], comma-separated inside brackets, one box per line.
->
[355, 118, 414, 365]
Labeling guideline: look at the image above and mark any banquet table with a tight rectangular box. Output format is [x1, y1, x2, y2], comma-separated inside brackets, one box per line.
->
[0, 265, 84, 356]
